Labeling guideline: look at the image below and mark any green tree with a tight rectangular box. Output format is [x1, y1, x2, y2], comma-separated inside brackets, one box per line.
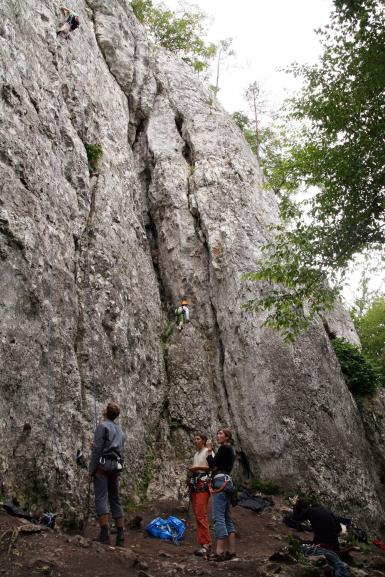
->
[354, 297, 385, 386]
[232, 109, 294, 194]
[232, 111, 258, 156]
[131, 0, 216, 71]
[331, 337, 378, 396]
[243, 0, 385, 341]
[211, 37, 234, 95]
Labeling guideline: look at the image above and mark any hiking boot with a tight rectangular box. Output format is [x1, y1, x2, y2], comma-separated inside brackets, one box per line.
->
[116, 528, 125, 547]
[98, 524, 110, 544]
[212, 553, 227, 562]
[225, 552, 238, 561]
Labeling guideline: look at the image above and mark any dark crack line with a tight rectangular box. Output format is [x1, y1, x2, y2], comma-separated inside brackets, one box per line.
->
[179, 121, 249, 463]
[84, 3, 174, 447]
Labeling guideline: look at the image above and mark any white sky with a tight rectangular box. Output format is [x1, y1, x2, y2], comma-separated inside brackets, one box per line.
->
[167, 0, 334, 113]
[164, 0, 384, 304]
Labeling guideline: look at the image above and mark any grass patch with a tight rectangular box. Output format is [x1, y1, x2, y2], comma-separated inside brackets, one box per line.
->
[251, 478, 281, 495]
[161, 322, 174, 348]
[85, 143, 103, 174]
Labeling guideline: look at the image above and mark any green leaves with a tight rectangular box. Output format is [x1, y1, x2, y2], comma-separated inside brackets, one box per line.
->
[331, 337, 378, 396]
[131, 0, 216, 71]
[243, 0, 385, 341]
[354, 296, 385, 387]
[84, 143, 103, 174]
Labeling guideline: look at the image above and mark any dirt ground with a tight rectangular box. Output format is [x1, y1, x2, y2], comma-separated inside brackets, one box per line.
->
[1, 497, 385, 577]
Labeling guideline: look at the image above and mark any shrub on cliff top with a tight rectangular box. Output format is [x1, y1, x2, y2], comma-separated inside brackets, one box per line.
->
[331, 337, 378, 397]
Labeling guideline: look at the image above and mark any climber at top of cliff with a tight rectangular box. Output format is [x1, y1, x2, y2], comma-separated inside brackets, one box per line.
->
[175, 299, 190, 331]
[57, 6, 80, 38]
[292, 496, 342, 551]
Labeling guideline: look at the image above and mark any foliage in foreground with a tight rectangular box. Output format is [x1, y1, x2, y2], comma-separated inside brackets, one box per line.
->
[243, 0, 385, 341]
[353, 296, 385, 387]
[131, 0, 216, 72]
[331, 337, 378, 396]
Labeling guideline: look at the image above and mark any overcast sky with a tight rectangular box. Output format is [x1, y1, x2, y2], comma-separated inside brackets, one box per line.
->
[167, 0, 334, 113]
[165, 0, 383, 303]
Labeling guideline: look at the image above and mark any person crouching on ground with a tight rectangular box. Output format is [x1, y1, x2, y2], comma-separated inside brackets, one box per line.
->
[89, 401, 125, 546]
[292, 496, 342, 551]
[188, 433, 213, 557]
[206, 428, 237, 562]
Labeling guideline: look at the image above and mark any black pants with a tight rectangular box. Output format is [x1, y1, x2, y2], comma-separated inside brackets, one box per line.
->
[94, 469, 123, 518]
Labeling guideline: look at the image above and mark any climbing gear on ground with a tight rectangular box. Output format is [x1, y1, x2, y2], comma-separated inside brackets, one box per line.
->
[76, 449, 87, 469]
[39, 513, 58, 529]
[3, 501, 33, 521]
[146, 516, 185, 545]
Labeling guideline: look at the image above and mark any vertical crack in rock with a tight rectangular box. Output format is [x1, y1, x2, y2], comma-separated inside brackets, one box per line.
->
[175, 112, 250, 466]
[174, 112, 237, 431]
[85, 2, 176, 458]
[134, 117, 175, 438]
[73, 174, 99, 443]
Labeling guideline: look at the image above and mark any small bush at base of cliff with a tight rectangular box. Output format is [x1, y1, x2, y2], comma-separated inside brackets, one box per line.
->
[331, 337, 378, 396]
[251, 478, 281, 495]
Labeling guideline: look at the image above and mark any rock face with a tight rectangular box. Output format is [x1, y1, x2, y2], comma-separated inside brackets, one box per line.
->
[0, 1, 383, 526]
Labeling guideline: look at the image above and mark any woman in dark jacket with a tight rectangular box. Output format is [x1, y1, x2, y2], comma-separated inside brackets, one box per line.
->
[89, 402, 125, 546]
[206, 428, 236, 562]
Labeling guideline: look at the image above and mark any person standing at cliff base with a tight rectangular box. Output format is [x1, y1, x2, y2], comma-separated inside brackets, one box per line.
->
[188, 433, 213, 557]
[89, 402, 125, 546]
[57, 6, 80, 38]
[206, 428, 237, 562]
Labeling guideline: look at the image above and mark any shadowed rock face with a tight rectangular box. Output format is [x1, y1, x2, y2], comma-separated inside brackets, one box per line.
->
[0, 0, 383, 526]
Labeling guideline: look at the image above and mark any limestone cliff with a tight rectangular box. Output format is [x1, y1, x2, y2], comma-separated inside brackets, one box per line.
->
[0, 0, 383, 527]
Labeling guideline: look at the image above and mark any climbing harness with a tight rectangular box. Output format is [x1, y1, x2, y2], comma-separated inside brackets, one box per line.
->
[188, 472, 210, 495]
[209, 476, 229, 494]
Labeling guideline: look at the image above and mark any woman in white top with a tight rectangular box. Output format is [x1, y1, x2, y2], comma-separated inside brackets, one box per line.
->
[188, 433, 213, 556]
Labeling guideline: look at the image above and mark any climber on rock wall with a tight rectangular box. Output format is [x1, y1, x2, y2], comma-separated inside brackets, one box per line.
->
[89, 402, 125, 547]
[175, 299, 190, 331]
[57, 6, 80, 38]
